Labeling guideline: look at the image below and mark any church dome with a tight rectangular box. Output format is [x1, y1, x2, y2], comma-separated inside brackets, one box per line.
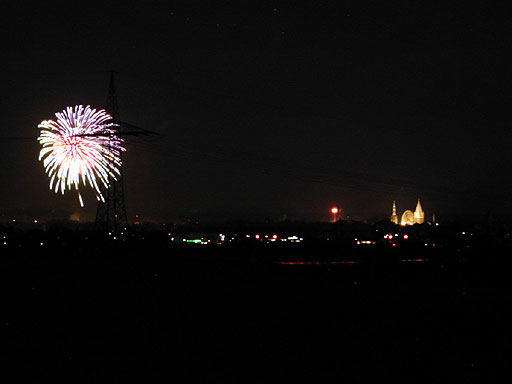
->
[401, 210, 415, 226]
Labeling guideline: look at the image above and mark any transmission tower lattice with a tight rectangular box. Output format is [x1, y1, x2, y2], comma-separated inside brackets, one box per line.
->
[95, 72, 128, 233]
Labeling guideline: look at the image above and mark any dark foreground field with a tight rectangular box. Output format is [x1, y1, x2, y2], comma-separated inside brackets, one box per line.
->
[2, 244, 509, 382]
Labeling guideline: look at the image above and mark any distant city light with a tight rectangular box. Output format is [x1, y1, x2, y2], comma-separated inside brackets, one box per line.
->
[403, 234, 409, 239]
[331, 207, 340, 223]
[286, 236, 299, 242]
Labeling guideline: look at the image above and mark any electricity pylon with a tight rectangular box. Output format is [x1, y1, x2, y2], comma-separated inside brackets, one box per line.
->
[95, 72, 157, 233]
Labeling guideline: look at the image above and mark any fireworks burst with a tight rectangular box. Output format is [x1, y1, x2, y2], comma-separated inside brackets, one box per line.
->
[38, 105, 125, 207]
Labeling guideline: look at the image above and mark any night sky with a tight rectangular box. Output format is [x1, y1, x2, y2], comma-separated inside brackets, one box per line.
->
[1, 2, 511, 223]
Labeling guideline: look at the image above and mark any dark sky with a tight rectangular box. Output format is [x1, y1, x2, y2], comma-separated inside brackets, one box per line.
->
[1, 2, 511, 223]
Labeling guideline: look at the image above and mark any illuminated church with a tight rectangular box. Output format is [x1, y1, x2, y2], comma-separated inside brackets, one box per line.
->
[390, 199, 424, 226]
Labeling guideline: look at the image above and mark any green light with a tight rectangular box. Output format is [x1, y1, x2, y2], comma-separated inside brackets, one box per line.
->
[186, 239, 202, 243]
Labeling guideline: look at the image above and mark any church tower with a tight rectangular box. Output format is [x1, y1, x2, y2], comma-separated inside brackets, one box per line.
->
[414, 198, 425, 224]
[390, 200, 398, 224]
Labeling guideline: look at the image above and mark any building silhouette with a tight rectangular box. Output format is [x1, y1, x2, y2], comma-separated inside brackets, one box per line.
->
[390, 200, 399, 225]
[391, 198, 425, 226]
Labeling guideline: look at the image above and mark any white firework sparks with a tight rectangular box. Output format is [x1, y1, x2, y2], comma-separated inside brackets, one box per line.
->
[38, 105, 125, 206]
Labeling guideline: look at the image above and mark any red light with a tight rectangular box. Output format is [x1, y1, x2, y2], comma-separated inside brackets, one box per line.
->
[255, 234, 260, 239]
[331, 207, 339, 214]
[403, 234, 409, 239]
[272, 234, 278, 239]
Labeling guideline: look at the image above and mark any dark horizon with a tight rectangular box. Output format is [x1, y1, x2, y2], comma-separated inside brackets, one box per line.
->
[0, 206, 507, 227]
